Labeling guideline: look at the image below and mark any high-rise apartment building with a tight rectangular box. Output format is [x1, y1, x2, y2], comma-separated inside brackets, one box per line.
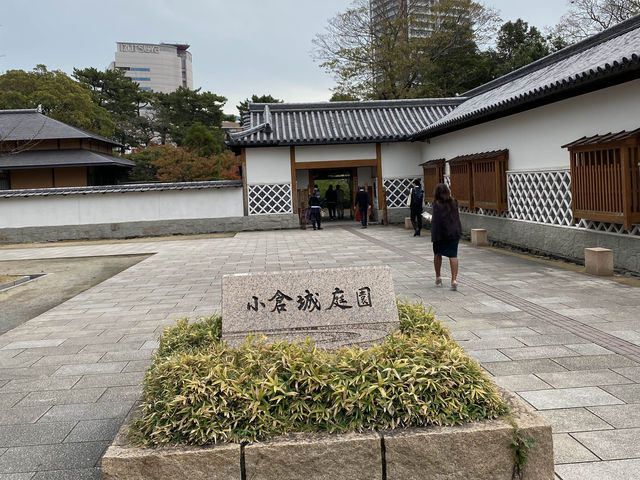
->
[370, 0, 464, 39]
[109, 42, 193, 93]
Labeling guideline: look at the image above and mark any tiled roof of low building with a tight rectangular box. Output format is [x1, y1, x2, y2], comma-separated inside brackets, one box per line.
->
[226, 98, 464, 147]
[0, 180, 242, 198]
[0, 109, 121, 146]
[0, 150, 135, 169]
[448, 150, 509, 163]
[562, 128, 640, 148]
[412, 15, 640, 140]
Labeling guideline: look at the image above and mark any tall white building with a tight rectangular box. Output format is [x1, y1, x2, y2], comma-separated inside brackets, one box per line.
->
[109, 42, 193, 93]
[370, 0, 465, 39]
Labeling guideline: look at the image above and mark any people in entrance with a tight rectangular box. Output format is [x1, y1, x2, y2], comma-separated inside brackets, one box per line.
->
[409, 179, 424, 236]
[431, 183, 462, 291]
[354, 186, 370, 228]
[308, 187, 323, 230]
[326, 185, 337, 220]
[335, 185, 345, 219]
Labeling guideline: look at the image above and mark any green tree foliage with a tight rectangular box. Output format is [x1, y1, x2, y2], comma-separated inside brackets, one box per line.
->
[313, 0, 501, 99]
[329, 91, 361, 102]
[0, 65, 114, 137]
[554, 0, 640, 43]
[236, 94, 284, 117]
[183, 122, 226, 157]
[126, 146, 163, 182]
[73, 67, 152, 152]
[494, 20, 553, 76]
[151, 87, 227, 146]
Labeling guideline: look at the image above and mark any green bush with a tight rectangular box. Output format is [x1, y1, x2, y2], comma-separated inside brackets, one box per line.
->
[131, 302, 507, 446]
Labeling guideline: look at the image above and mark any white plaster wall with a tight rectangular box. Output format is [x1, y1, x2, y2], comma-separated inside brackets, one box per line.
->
[381, 142, 423, 178]
[246, 147, 291, 184]
[422, 79, 640, 171]
[0, 188, 243, 228]
[295, 144, 376, 163]
[356, 167, 374, 187]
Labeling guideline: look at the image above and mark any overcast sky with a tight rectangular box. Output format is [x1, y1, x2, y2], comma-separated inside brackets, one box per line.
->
[1, 0, 570, 115]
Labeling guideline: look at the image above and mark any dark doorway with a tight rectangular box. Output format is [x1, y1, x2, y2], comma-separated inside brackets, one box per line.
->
[311, 169, 353, 220]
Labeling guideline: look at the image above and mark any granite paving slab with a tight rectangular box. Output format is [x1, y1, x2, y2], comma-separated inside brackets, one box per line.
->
[492, 374, 552, 392]
[601, 383, 640, 403]
[552, 433, 599, 464]
[538, 408, 614, 433]
[587, 404, 640, 428]
[535, 369, 632, 388]
[518, 387, 624, 410]
[571, 428, 640, 460]
[555, 459, 640, 480]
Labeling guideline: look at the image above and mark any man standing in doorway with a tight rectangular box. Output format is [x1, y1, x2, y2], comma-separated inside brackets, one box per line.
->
[308, 186, 323, 230]
[409, 179, 424, 236]
[326, 185, 337, 220]
[355, 186, 369, 229]
[335, 185, 345, 220]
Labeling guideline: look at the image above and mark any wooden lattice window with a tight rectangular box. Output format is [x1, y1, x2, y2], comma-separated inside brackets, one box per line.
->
[420, 158, 445, 200]
[564, 129, 640, 230]
[447, 150, 509, 212]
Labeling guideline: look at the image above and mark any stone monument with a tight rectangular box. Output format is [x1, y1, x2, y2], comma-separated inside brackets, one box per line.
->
[222, 266, 398, 349]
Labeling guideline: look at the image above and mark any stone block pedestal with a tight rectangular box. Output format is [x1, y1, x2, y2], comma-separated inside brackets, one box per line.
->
[585, 247, 614, 276]
[471, 228, 488, 246]
[404, 217, 412, 229]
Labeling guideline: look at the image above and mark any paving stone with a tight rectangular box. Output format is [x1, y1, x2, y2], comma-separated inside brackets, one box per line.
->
[467, 349, 511, 362]
[32, 354, 104, 367]
[32, 468, 100, 480]
[601, 383, 640, 403]
[121, 360, 150, 373]
[587, 404, 640, 428]
[72, 372, 144, 389]
[39, 402, 133, 423]
[96, 385, 142, 403]
[552, 355, 639, 371]
[457, 338, 525, 350]
[535, 369, 632, 388]
[555, 459, 640, 480]
[565, 343, 615, 356]
[552, 433, 600, 464]
[0, 473, 35, 480]
[0, 442, 109, 473]
[482, 359, 568, 376]
[539, 408, 614, 433]
[0, 341, 64, 351]
[14, 389, 105, 408]
[514, 334, 588, 347]
[519, 387, 624, 410]
[99, 350, 152, 363]
[0, 367, 60, 381]
[0, 407, 50, 426]
[0, 377, 80, 393]
[53, 363, 127, 377]
[63, 419, 122, 443]
[492, 374, 552, 392]
[613, 366, 640, 382]
[0, 394, 24, 409]
[572, 428, 640, 460]
[501, 345, 579, 361]
[0, 423, 75, 447]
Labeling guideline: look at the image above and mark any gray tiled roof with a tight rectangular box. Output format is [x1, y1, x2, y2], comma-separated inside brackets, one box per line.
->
[0, 180, 242, 198]
[226, 98, 464, 147]
[0, 150, 135, 169]
[413, 15, 640, 139]
[0, 109, 121, 146]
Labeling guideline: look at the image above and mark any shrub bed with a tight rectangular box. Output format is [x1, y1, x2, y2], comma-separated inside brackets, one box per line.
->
[130, 301, 507, 446]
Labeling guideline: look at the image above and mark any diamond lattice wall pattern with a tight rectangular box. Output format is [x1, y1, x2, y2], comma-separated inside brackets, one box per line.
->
[384, 178, 419, 208]
[248, 184, 293, 215]
[507, 170, 573, 226]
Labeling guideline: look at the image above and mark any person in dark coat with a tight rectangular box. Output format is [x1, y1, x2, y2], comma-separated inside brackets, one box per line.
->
[430, 183, 462, 290]
[409, 179, 424, 236]
[354, 186, 369, 228]
[308, 186, 323, 230]
[335, 185, 345, 219]
[326, 185, 337, 220]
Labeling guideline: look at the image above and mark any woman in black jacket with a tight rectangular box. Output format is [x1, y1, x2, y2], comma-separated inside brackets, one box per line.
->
[430, 183, 462, 291]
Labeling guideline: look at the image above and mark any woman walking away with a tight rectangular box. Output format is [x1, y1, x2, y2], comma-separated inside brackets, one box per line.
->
[431, 183, 462, 291]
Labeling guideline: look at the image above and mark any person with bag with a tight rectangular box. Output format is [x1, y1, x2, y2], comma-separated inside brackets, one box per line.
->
[408, 179, 424, 236]
[308, 186, 323, 231]
[354, 186, 369, 229]
[431, 183, 462, 291]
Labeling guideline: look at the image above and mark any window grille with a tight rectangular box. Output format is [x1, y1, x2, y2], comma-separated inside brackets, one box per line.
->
[564, 129, 640, 230]
[421, 158, 445, 200]
[383, 178, 419, 208]
[448, 150, 508, 212]
[507, 170, 573, 226]
[248, 184, 293, 215]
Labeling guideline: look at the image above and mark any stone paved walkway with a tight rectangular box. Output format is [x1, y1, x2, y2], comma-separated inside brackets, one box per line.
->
[0, 225, 639, 479]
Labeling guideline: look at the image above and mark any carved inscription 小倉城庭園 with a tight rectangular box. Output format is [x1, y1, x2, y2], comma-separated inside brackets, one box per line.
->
[246, 287, 372, 314]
